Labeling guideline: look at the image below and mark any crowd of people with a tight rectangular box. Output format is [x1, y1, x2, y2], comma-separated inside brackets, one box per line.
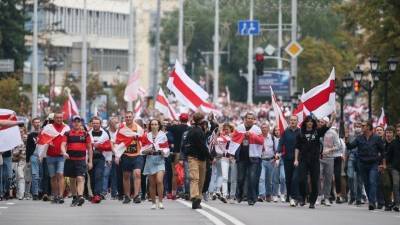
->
[0, 109, 399, 213]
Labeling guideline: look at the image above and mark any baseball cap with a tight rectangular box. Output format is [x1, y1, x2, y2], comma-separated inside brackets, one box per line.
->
[322, 117, 330, 123]
[179, 113, 189, 122]
[72, 115, 82, 122]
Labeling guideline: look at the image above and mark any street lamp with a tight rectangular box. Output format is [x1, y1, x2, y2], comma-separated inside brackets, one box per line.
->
[44, 56, 63, 106]
[336, 74, 353, 137]
[353, 55, 398, 121]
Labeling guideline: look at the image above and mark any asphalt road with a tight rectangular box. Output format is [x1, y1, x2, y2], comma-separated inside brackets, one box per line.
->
[1, 198, 399, 225]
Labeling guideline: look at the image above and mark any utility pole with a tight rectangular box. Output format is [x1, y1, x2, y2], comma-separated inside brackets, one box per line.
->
[127, 0, 134, 111]
[152, 0, 161, 98]
[213, 0, 219, 104]
[247, 0, 254, 105]
[290, 0, 298, 95]
[32, 0, 38, 117]
[81, 0, 87, 119]
[277, 0, 283, 69]
[178, 0, 184, 63]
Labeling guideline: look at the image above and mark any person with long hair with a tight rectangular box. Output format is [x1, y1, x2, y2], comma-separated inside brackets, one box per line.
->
[141, 119, 170, 209]
[271, 126, 286, 202]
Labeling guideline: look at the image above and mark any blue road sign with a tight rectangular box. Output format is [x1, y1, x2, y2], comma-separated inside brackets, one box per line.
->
[237, 20, 260, 36]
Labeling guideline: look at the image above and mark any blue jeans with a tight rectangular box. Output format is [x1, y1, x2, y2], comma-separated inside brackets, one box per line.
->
[358, 161, 378, 205]
[0, 156, 12, 197]
[30, 155, 41, 196]
[272, 160, 286, 196]
[347, 157, 363, 201]
[258, 159, 274, 197]
[237, 158, 261, 203]
[102, 161, 112, 196]
[46, 156, 65, 177]
[90, 156, 105, 196]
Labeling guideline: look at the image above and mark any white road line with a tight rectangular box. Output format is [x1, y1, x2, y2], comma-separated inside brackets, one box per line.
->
[177, 200, 226, 225]
[5, 202, 15, 205]
[201, 203, 246, 225]
[0, 207, 8, 209]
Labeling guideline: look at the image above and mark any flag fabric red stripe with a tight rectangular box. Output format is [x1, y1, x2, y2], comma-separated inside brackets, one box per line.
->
[302, 80, 335, 111]
[170, 69, 205, 108]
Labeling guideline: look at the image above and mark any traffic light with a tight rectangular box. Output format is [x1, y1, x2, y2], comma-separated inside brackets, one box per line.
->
[255, 53, 264, 76]
[354, 80, 360, 94]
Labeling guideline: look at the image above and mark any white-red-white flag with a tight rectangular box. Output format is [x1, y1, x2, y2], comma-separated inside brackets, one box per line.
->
[301, 68, 336, 119]
[377, 107, 387, 129]
[292, 89, 309, 127]
[0, 109, 23, 152]
[36, 123, 70, 157]
[134, 98, 143, 120]
[62, 93, 79, 121]
[200, 101, 222, 116]
[155, 88, 177, 120]
[124, 68, 141, 102]
[227, 124, 264, 157]
[167, 60, 209, 111]
[270, 87, 288, 136]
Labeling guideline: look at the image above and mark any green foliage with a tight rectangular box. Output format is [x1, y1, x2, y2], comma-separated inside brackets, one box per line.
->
[0, 77, 30, 114]
[0, 0, 28, 71]
[340, 0, 400, 122]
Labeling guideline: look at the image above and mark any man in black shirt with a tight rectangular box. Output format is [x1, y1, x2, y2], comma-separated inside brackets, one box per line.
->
[167, 113, 189, 199]
[346, 121, 386, 210]
[294, 116, 329, 209]
[27, 117, 41, 200]
[185, 112, 209, 209]
[386, 125, 400, 212]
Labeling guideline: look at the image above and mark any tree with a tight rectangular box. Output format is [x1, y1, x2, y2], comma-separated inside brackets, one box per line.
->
[0, 0, 28, 71]
[339, 0, 400, 122]
[0, 77, 30, 114]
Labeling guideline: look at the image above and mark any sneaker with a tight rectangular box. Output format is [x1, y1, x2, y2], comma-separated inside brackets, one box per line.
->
[257, 197, 264, 202]
[133, 195, 141, 204]
[32, 195, 39, 201]
[393, 206, 399, 212]
[42, 194, 49, 202]
[220, 196, 228, 204]
[91, 195, 102, 204]
[51, 196, 59, 204]
[280, 195, 286, 203]
[71, 196, 78, 207]
[122, 196, 131, 204]
[167, 193, 173, 199]
[377, 204, 384, 209]
[77, 196, 85, 206]
[58, 197, 65, 204]
[151, 204, 157, 210]
[203, 192, 209, 202]
[212, 193, 217, 201]
[355, 200, 362, 206]
[348, 199, 355, 205]
[192, 198, 201, 209]
[248, 201, 255, 206]
[272, 196, 278, 203]
[369, 204, 375, 210]
[336, 197, 343, 204]
[290, 199, 296, 207]
[309, 203, 315, 209]
[228, 198, 235, 204]
[265, 196, 272, 202]
[315, 198, 321, 206]
[158, 202, 164, 209]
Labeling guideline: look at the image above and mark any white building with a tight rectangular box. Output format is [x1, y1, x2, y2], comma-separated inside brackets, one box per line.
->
[24, 0, 178, 95]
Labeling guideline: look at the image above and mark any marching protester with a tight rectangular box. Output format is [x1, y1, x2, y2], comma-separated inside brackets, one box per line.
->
[346, 121, 386, 210]
[271, 127, 286, 203]
[12, 125, 27, 200]
[27, 117, 41, 200]
[184, 112, 209, 209]
[62, 115, 93, 206]
[167, 113, 189, 200]
[41, 112, 70, 204]
[105, 116, 121, 199]
[229, 112, 264, 206]
[115, 111, 144, 204]
[141, 119, 170, 209]
[258, 122, 275, 202]
[294, 115, 330, 209]
[89, 116, 113, 203]
[278, 115, 301, 206]
[386, 125, 400, 212]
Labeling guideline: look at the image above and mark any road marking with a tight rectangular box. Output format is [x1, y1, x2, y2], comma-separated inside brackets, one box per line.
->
[201, 203, 246, 225]
[0, 207, 8, 209]
[5, 202, 15, 205]
[177, 200, 226, 225]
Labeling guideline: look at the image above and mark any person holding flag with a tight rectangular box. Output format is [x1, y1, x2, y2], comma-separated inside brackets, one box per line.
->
[228, 112, 264, 206]
[114, 111, 144, 204]
[89, 116, 113, 204]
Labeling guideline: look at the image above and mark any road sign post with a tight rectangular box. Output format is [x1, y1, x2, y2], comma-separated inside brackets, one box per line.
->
[237, 20, 260, 36]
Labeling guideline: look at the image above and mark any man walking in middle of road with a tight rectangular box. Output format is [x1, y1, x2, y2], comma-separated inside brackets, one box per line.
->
[62, 116, 93, 206]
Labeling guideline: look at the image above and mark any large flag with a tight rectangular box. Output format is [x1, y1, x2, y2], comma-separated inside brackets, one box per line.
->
[155, 88, 177, 120]
[377, 107, 387, 129]
[270, 87, 288, 136]
[0, 109, 23, 152]
[62, 93, 79, 121]
[301, 68, 336, 119]
[167, 60, 209, 111]
[114, 124, 144, 158]
[200, 101, 222, 116]
[36, 123, 70, 157]
[124, 68, 141, 102]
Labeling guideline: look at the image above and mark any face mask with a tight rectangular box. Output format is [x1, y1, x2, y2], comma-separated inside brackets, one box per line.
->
[354, 127, 362, 134]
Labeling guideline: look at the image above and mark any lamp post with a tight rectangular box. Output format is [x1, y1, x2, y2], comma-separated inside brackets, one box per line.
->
[353, 56, 398, 121]
[290, 91, 301, 110]
[336, 74, 353, 138]
[44, 56, 63, 107]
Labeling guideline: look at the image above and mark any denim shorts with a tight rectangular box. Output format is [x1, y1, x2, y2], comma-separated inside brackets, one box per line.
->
[47, 156, 65, 177]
